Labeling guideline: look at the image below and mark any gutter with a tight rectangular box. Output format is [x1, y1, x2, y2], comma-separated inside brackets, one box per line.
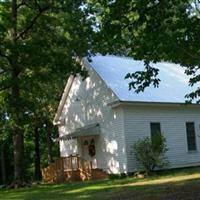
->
[108, 100, 200, 108]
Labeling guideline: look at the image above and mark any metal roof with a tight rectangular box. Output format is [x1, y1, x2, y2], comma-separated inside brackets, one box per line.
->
[89, 55, 195, 103]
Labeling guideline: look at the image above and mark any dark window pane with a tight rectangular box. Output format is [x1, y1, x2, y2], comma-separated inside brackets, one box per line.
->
[186, 122, 197, 151]
[150, 123, 161, 137]
[150, 122, 161, 144]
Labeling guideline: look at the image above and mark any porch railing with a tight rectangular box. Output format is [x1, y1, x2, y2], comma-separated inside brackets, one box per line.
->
[41, 155, 93, 183]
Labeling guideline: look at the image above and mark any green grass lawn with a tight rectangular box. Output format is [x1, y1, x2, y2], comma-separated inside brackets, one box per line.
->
[1, 167, 200, 200]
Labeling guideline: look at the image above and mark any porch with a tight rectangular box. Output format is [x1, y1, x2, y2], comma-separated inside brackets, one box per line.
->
[41, 123, 108, 183]
[60, 123, 102, 171]
[41, 155, 108, 183]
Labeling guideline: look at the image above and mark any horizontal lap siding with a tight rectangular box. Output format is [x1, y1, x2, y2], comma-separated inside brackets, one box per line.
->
[59, 62, 127, 174]
[103, 107, 127, 173]
[123, 105, 200, 172]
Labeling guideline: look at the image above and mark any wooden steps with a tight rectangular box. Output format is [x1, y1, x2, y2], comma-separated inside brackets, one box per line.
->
[41, 156, 108, 183]
[91, 169, 109, 180]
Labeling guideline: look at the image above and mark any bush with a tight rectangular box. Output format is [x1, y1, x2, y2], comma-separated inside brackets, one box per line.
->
[133, 134, 168, 175]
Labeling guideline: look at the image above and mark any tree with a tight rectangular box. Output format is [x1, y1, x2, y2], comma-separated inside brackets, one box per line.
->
[22, 54, 70, 180]
[133, 134, 168, 175]
[0, 0, 95, 185]
[90, 0, 200, 102]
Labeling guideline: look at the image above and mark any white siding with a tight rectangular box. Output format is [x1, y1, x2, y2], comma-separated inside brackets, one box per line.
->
[123, 105, 200, 172]
[58, 62, 127, 174]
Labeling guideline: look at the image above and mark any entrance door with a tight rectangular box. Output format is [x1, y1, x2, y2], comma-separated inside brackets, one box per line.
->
[81, 136, 97, 168]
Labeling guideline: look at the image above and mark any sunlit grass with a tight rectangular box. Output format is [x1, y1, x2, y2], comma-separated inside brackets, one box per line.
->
[1, 167, 200, 200]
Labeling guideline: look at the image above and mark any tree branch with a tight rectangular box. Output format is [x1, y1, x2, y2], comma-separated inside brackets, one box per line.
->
[34, 0, 42, 11]
[17, 2, 26, 9]
[179, 46, 200, 62]
[16, 5, 50, 40]
[17, 1, 38, 10]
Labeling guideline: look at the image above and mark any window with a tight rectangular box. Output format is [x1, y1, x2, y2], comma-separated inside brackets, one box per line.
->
[150, 123, 161, 142]
[186, 122, 197, 151]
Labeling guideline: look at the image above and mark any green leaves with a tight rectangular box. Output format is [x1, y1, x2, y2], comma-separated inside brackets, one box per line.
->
[92, 0, 200, 102]
[125, 62, 160, 93]
[133, 134, 168, 174]
[0, 0, 96, 118]
[0, 0, 98, 182]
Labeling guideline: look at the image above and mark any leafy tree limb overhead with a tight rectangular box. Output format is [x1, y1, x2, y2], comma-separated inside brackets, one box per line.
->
[90, 0, 200, 102]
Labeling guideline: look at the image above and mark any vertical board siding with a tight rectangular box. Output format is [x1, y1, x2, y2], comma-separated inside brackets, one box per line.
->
[123, 105, 200, 172]
[58, 64, 127, 174]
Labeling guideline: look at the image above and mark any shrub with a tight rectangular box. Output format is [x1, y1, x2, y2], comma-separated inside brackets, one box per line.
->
[133, 133, 168, 175]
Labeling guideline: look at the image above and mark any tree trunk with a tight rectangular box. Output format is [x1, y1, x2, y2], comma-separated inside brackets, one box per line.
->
[0, 144, 6, 184]
[34, 126, 41, 180]
[46, 122, 53, 164]
[11, 0, 24, 183]
[11, 65, 24, 183]
[12, 130, 24, 182]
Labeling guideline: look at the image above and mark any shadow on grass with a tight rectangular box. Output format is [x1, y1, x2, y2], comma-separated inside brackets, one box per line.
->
[1, 167, 200, 200]
[13, 178, 200, 200]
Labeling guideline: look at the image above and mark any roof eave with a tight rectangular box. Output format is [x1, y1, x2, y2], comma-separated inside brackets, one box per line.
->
[108, 100, 200, 108]
[53, 75, 75, 125]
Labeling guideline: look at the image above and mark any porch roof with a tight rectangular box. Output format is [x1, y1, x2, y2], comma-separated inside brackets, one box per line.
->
[58, 123, 100, 140]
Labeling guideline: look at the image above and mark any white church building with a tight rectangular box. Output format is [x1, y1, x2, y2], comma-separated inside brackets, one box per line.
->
[54, 55, 200, 174]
